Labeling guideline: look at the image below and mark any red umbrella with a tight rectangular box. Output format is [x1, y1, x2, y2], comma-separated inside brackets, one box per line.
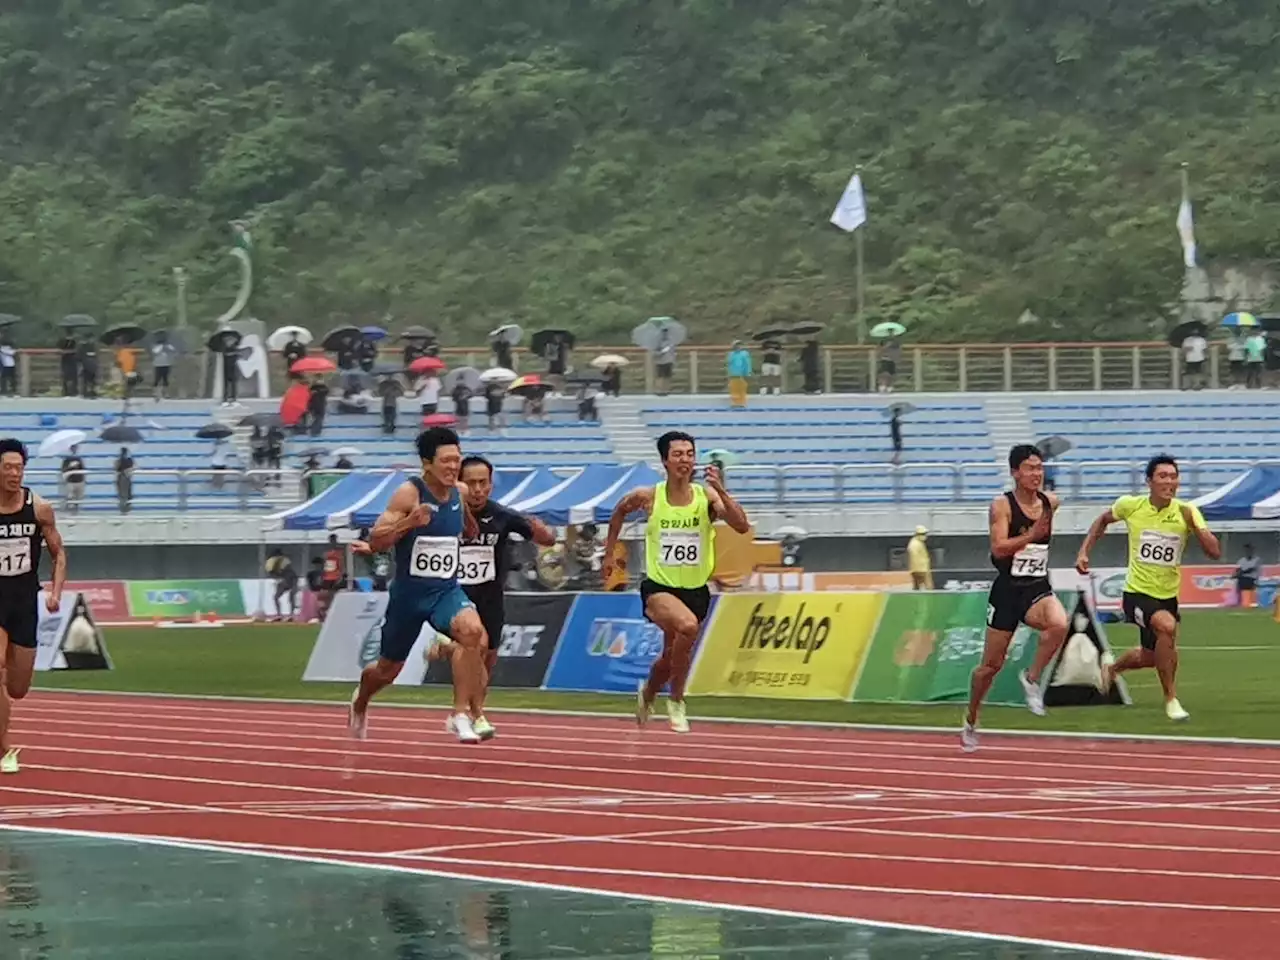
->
[422, 413, 457, 427]
[409, 356, 447, 375]
[280, 383, 310, 427]
[291, 356, 336, 375]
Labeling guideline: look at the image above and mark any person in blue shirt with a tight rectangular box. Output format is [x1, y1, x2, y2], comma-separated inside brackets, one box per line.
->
[348, 427, 487, 743]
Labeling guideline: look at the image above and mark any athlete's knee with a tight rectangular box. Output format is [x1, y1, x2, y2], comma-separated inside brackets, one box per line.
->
[368, 658, 403, 683]
[670, 613, 699, 644]
[1149, 611, 1178, 640]
[451, 612, 486, 649]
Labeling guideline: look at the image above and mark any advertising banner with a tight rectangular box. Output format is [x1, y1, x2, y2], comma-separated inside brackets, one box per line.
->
[63, 580, 131, 623]
[687, 593, 884, 700]
[35, 590, 111, 672]
[300, 591, 428, 685]
[1050, 565, 1280, 609]
[851, 590, 1069, 705]
[423, 593, 572, 689]
[811, 571, 914, 591]
[542, 592, 705, 694]
[127, 580, 247, 620]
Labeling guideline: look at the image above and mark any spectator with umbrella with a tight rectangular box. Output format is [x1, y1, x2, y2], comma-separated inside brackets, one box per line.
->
[409, 355, 446, 415]
[268, 326, 311, 381]
[78, 339, 99, 398]
[531, 329, 574, 392]
[398, 326, 434, 368]
[752, 327, 786, 395]
[489, 324, 520, 371]
[793, 322, 823, 393]
[1169, 320, 1208, 390]
[307, 377, 330, 436]
[208, 328, 244, 404]
[590, 354, 626, 396]
[58, 315, 96, 396]
[114, 447, 135, 513]
[357, 327, 382, 374]
[445, 367, 481, 433]
[150, 331, 178, 399]
[479, 368, 514, 432]
[102, 323, 146, 399]
[871, 322, 906, 393]
[632, 317, 685, 396]
[59, 444, 87, 514]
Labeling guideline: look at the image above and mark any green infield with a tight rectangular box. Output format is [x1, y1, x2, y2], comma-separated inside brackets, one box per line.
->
[37, 608, 1280, 740]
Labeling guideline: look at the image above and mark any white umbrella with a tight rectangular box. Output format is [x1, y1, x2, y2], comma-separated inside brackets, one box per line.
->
[590, 354, 629, 369]
[38, 429, 87, 458]
[479, 367, 518, 383]
[332, 446, 363, 459]
[267, 325, 313, 351]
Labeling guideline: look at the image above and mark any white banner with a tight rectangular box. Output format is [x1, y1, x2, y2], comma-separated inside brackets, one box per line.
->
[301, 591, 431, 684]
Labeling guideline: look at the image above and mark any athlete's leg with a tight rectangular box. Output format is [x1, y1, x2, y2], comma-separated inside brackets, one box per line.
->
[642, 592, 700, 703]
[349, 602, 418, 737]
[0, 627, 11, 755]
[965, 628, 1014, 726]
[1022, 594, 1069, 684]
[435, 591, 487, 742]
[1148, 609, 1180, 703]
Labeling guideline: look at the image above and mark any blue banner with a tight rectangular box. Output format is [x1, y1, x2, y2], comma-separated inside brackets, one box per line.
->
[544, 592, 717, 694]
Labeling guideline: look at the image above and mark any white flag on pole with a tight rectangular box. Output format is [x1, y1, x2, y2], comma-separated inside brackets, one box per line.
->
[1176, 195, 1197, 269]
[830, 172, 867, 233]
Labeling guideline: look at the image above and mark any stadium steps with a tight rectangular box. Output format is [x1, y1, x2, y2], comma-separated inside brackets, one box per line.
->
[598, 395, 656, 463]
[983, 395, 1035, 461]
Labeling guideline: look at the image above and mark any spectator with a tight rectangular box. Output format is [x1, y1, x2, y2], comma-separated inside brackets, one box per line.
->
[452, 381, 472, 431]
[151, 334, 176, 399]
[61, 447, 86, 513]
[304, 558, 327, 622]
[1181, 332, 1207, 390]
[281, 334, 306, 377]
[0, 335, 16, 396]
[115, 447, 134, 513]
[379, 377, 399, 434]
[334, 453, 354, 471]
[356, 336, 378, 374]
[485, 381, 505, 431]
[1226, 334, 1246, 389]
[210, 441, 236, 489]
[889, 408, 903, 465]
[878, 336, 901, 393]
[116, 346, 139, 399]
[490, 333, 513, 371]
[79, 341, 98, 398]
[307, 380, 329, 436]
[1245, 329, 1266, 389]
[576, 385, 598, 422]
[760, 337, 782, 395]
[1234, 543, 1261, 608]
[265, 549, 300, 621]
[403, 338, 427, 370]
[59, 334, 78, 395]
[654, 331, 675, 396]
[907, 526, 932, 589]
[602, 363, 622, 397]
[220, 342, 240, 403]
[418, 374, 440, 416]
[315, 533, 345, 620]
[726, 340, 752, 408]
[800, 338, 820, 394]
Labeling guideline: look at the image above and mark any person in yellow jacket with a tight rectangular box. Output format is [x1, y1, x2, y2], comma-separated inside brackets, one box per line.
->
[602, 431, 751, 733]
[907, 525, 933, 589]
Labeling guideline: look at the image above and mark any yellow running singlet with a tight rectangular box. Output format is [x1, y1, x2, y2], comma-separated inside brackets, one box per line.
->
[1111, 494, 1205, 600]
[644, 482, 716, 589]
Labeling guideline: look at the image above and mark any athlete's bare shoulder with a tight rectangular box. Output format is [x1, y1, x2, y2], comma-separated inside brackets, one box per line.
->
[386, 480, 422, 512]
[615, 485, 654, 516]
[988, 492, 1010, 525]
[1045, 490, 1062, 512]
[33, 493, 56, 524]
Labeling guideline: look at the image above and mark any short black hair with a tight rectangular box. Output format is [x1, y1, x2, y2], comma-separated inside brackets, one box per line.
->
[460, 455, 493, 478]
[1008, 443, 1042, 471]
[1145, 454, 1178, 480]
[657, 430, 696, 461]
[416, 427, 460, 462]
[0, 438, 28, 464]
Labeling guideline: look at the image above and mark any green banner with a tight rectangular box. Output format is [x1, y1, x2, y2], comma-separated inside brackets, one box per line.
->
[127, 580, 247, 619]
[852, 591, 1071, 704]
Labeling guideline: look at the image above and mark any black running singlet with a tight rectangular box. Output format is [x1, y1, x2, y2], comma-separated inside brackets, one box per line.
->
[991, 491, 1052, 581]
[0, 489, 42, 595]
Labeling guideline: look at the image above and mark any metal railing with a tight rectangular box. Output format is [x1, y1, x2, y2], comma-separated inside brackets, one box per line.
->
[9, 341, 1266, 398]
[20, 459, 1273, 514]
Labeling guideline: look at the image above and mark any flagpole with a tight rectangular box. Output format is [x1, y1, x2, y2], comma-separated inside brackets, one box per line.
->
[855, 164, 865, 345]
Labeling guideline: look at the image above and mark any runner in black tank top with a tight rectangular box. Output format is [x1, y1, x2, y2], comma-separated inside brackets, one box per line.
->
[0, 438, 68, 775]
[962, 444, 1069, 753]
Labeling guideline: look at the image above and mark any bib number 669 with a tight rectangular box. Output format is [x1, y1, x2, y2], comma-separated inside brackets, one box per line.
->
[414, 552, 455, 575]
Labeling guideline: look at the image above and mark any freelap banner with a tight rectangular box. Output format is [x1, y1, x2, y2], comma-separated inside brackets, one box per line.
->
[35, 589, 111, 672]
[686, 592, 884, 700]
[301, 591, 428, 685]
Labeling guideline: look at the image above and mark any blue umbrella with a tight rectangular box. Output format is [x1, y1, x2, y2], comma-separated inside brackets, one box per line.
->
[1222, 312, 1259, 329]
[361, 325, 388, 341]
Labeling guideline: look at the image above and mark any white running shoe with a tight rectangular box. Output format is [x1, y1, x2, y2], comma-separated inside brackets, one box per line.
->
[961, 720, 979, 753]
[451, 713, 481, 743]
[1019, 669, 1046, 717]
[668, 699, 690, 734]
[635, 681, 652, 728]
[347, 690, 368, 740]
[1165, 699, 1190, 722]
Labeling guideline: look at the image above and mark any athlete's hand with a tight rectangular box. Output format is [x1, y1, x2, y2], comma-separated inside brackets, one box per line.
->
[407, 502, 433, 528]
[1074, 552, 1090, 575]
[45, 591, 60, 614]
[704, 464, 724, 490]
[601, 554, 616, 582]
[1029, 510, 1051, 540]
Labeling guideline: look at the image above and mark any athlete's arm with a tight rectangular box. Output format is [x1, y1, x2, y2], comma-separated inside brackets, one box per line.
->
[1181, 503, 1221, 560]
[704, 475, 750, 534]
[603, 487, 653, 574]
[456, 482, 479, 540]
[35, 496, 66, 614]
[521, 515, 557, 547]
[988, 495, 1049, 559]
[369, 482, 431, 553]
[1074, 509, 1117, 574]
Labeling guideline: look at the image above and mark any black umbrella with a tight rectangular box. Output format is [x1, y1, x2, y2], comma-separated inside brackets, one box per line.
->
[0, 314, 19, 328]
[1167, 320, 1207, 348]
[488, 323, 523, 345]
[398, 325, 435, 342]
[322, 325, 362, 351]
[239, 412, 283, 429]
[882, 401, 918, 418]
[753, 327, 789, 342]
[531, 329, 575, 355]
[59, 314, 97, 329]
[207, 329, 242, 352]
[790, 322, 824, 338]
[196, 423, 233, 440]
[100, 323, 147, 346]
[1256, 315, 1280, 333]
[101, 424, 143, 444]
[1035, 436, 1073, 460]
[565, 373, 606, 389]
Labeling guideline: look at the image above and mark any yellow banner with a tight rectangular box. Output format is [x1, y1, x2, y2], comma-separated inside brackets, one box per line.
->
[688, 593, 884, 699]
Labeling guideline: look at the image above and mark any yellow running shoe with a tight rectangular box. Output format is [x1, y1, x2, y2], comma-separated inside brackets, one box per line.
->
[667, 700, 690, 734]
[1, 748, 20, 774]
[473, 716, 496, 741]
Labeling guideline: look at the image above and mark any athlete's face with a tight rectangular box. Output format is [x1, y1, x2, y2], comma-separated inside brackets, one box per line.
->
[461, 463, 492, 510]
[1011, 455, 1043, 491]
[662, 440, 696, 481]
[0, 452, 23, 493]
[1148, 464, 1179, 501]
[425, 444, 462, 487]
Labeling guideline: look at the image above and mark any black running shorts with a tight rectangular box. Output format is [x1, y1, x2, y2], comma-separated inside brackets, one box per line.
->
[1122, 591, 1180, 651]
[639, 579, 711, 625]
[0, 590, 38, 650]
[986, 576, 1054, 633]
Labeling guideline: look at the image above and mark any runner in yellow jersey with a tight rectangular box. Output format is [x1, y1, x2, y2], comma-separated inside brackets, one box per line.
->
[602, 431, 751, 732]
[1075, 455, 1220, 722]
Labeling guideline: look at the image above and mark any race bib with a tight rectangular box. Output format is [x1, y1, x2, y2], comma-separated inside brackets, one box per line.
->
[0, 539, 31, 577]
[409, 536, 458, 579]
[659, 530, 701, 567]
[1138, 529, 1182, 567]
[1010, 543, 1048, 578]
[458, 545, 496, 586]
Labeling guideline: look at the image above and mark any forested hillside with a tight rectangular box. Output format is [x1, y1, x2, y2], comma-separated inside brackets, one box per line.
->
[1, 0, 1278, 343]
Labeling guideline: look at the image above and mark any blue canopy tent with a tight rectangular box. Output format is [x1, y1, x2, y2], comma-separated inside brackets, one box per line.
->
[264, 471, 391, 531]
[587, 463, 664, 524]
[345, 467, 541, 529]
[510, 464, 633, 525]
[1193, 465, 1280, 520]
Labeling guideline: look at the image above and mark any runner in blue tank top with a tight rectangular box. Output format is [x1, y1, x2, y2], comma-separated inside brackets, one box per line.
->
[347, 427, 488, 744]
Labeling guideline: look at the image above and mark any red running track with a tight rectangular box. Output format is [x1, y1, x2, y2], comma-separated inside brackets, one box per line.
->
[4, 692, 1280, 959]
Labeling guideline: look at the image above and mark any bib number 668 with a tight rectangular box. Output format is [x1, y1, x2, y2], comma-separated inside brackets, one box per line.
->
[1139, 541, 1176, 563]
